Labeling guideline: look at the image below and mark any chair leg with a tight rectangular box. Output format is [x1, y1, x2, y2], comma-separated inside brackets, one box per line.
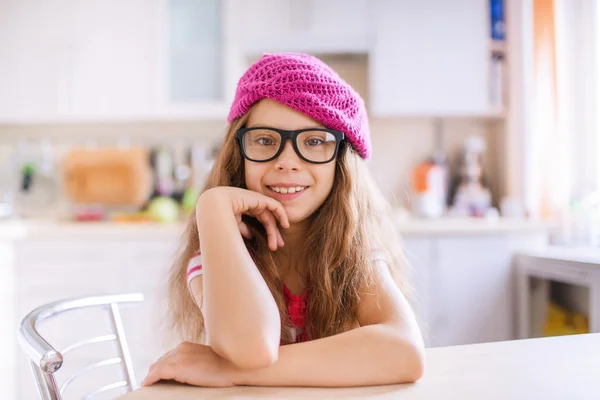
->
[30, 361, 61, 400]
[42, 370, 62, 400]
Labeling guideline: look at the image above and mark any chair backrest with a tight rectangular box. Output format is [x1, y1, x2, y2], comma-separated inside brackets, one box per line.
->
[17, 293, 144, 400]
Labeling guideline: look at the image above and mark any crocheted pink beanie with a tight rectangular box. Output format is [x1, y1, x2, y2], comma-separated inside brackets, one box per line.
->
[227, 53, 371, 159]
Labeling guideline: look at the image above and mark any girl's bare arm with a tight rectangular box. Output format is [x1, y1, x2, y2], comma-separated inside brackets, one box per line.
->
[194, 188, 288, 369]
[232, 260, 425, 386]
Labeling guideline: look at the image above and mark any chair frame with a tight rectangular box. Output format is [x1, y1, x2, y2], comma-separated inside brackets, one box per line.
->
[17, 293, 144, 400]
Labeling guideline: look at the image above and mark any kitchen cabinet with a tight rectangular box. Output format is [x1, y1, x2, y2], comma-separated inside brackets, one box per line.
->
[432, 236, 514, 347]
[0, 0, 157, 122]
[0, 0, 71, 122]
[155, 0, 244, 120]
[401, 232, 547, 348]
[0, 0, 241, 123]
[369, 0, 498, 117]
[67, 0, 159, 120]
[233, 0, 370, 55]
[0, 0, 512, 123]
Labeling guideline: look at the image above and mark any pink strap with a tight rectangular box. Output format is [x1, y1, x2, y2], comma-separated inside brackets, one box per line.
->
[186, 252, 203, 286]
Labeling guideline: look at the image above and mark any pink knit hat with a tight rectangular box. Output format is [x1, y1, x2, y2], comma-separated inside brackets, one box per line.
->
[227, 53, 371, 159]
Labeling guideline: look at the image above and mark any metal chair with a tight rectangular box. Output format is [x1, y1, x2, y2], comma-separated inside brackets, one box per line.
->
[18, 293, 144, 400]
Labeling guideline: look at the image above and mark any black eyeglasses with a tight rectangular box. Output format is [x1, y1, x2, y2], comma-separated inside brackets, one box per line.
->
[236, 127, 345, 164]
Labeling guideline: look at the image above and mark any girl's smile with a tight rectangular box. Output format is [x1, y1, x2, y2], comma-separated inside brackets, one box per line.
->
[266, 184, 309, 202]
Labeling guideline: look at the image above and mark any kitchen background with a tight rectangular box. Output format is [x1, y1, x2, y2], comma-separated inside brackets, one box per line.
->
[0, 0, 514, 224]
[1, 0, 599, 399]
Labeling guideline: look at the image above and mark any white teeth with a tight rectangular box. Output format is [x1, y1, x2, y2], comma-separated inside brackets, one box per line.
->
[269, 186, 306, 194]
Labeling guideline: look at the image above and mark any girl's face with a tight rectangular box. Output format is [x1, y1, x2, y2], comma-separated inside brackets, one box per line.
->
[244, 99, 337, 224]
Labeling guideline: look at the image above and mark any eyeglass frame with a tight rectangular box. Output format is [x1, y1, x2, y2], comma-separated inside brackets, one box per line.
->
[235, 127, 346, 164]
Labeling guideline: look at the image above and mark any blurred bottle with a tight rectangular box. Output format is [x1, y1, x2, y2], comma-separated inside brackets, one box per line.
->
[14, 139, 58, 218]
[449, 136, 492, 218]
[410, 120, 449, 219]
[149, 146, 175, 199]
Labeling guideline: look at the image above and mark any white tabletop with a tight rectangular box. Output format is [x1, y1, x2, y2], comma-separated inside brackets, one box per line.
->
[119, 333, 600, 399]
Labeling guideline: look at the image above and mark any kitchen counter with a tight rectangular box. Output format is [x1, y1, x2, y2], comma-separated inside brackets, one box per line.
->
[118, 333, 600, 400]
[0, 216, 557, 240]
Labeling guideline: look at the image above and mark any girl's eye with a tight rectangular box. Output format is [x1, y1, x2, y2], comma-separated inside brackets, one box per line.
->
[306, 138, 324, 146]
[257, 137, 276, 146]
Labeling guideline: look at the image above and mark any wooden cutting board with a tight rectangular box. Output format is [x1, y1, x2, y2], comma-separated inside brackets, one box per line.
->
[62, 147, 153, 207]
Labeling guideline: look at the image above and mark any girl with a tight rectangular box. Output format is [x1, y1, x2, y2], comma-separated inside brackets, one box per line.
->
[142, 53, 425, 388]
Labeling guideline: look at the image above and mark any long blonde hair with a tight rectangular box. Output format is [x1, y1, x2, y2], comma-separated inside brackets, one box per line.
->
[166, 110, 411, 345]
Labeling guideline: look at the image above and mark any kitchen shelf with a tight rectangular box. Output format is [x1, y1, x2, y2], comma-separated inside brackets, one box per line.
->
[0, 103, 231, 126]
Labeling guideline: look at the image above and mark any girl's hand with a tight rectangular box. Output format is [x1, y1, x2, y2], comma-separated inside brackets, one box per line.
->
[198, 187, 290, 251]
[141, 342, 238, 388]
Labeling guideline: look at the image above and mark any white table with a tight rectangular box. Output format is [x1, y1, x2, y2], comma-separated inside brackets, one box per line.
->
[119, 333, 600, 399]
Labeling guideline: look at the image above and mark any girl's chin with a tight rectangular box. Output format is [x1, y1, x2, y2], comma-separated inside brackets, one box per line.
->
[281, 207, 314, 227]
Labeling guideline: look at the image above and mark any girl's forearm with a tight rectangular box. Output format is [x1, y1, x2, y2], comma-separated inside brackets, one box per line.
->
[233, 324, 425, 387]
[197, 192, 281, 368]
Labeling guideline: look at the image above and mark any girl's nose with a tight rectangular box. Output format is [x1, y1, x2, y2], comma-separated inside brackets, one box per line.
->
[274, 140, 301, 171]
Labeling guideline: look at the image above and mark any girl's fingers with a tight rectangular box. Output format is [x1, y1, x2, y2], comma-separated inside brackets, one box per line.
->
[256, 212, 280, 251]
[238, 221, 252, 239]
[262, 198, 290, 229]
[143, 363, 175, 387]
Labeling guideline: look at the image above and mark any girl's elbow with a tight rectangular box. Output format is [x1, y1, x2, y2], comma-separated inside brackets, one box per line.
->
[232, 341, 279, 369]
[406, 346, 425, 382]
[213, 337, 279, 369]
[395, 339, 426, 383]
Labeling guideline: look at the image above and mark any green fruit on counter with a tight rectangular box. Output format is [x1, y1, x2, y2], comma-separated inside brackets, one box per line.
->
[181, 187, 199, 213]
[147, 196, 180, 223]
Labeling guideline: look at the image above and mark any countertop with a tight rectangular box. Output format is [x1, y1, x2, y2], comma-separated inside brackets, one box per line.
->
[118, 333, 600, 400]
[0, 216, 557, 240]
[516, 246, 600, 266]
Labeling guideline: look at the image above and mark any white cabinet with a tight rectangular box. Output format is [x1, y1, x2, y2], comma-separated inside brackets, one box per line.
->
[402, 232, 547, 348]
[156, 0, 242, 119]
[0, 0, 71, 121]
[432, 236, 514, 347]
[234, 0, 370, 54]
[369, 0, 495, 117]
[0, 0, 509, 122]
[67, 0, 160, 119]
[0, 0, 236, 123]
